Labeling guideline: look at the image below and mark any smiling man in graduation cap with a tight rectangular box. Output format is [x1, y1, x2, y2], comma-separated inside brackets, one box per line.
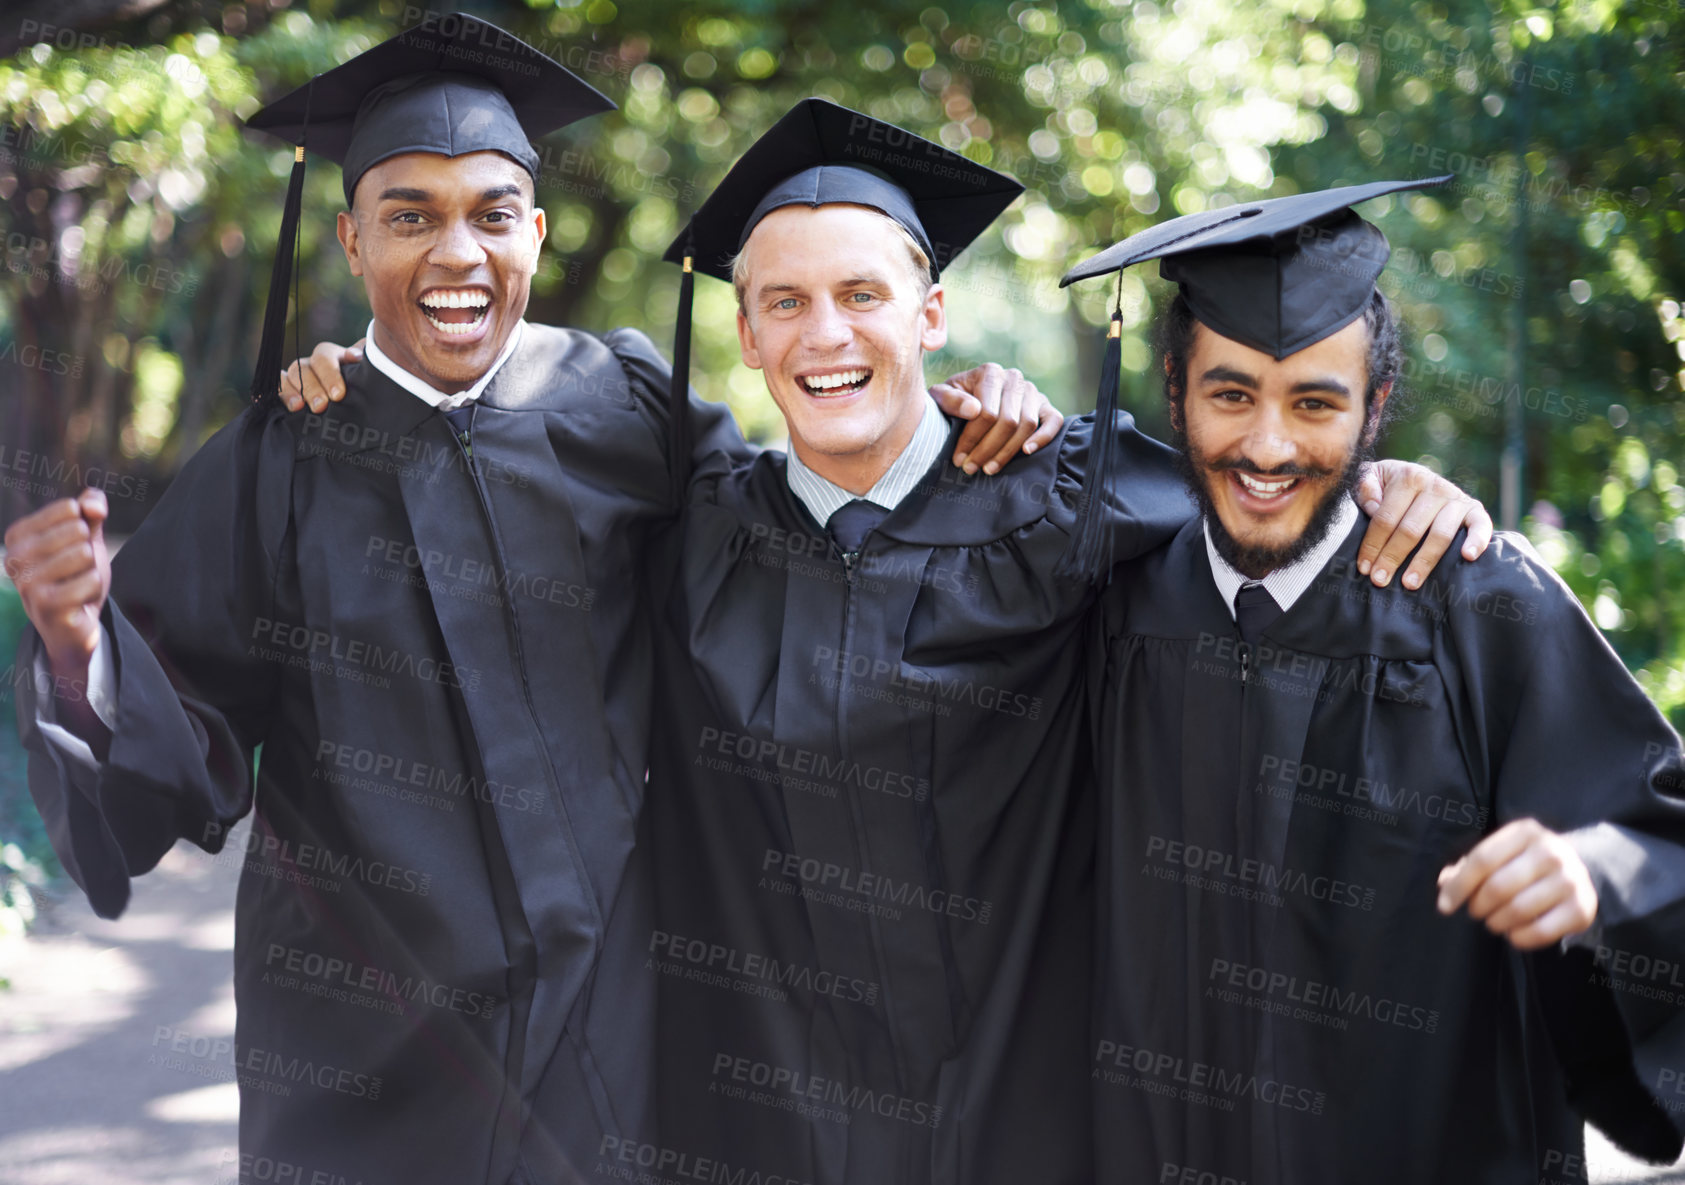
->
[2, 16, 755, 1184]
[1068, 180, 1685, 1182]
[629, 103, 1488, 1185]
[634, 99, 1154, 1185]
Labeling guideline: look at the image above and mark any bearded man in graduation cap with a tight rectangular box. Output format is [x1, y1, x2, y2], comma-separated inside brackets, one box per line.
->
[1, 17, 768, 1185]
[1067, 179, 1685, 1183]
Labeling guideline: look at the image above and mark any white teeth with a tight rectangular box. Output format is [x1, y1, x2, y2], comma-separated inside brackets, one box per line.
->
[1236, 472, 1295, 498]
[420, 290, 491, 309]
[803, 369, 869, 391]
[423, 309, 487, 335]
[419, 289, 490, 334]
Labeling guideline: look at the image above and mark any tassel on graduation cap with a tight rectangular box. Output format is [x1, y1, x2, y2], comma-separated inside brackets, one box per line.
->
[250, 82, 311, 406]
[1055, 293, 1125, 585]
[667, 235, 696, 503]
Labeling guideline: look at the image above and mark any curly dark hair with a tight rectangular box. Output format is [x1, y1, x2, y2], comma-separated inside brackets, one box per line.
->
[1154, 289, 1404, 444]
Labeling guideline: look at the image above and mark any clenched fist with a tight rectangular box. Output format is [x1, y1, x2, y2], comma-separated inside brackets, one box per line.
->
[4, 488, 111, 682]
[1437, 818, 1599, 950]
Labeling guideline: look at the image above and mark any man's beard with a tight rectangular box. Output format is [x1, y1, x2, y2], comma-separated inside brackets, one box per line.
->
[1173, 423, 1372, 581]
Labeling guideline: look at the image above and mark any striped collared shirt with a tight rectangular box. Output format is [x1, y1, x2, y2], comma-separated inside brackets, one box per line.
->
[785, 397, 948, 527]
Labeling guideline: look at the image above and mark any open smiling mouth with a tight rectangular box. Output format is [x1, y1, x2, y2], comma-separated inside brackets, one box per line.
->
[419, 289, 491, 337]
[1231, 471, 1301, 502]
[800, 368, 871, 397]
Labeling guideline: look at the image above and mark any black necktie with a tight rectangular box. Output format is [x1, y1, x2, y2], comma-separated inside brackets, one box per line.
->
[443, 404, 473, 455]
[828, 498, 888, 555]
[1234, 581, 1282, 648]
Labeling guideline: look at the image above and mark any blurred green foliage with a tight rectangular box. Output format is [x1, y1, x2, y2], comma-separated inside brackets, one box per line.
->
[0, 578, 53, 939]
[0, 0, 1680, 917]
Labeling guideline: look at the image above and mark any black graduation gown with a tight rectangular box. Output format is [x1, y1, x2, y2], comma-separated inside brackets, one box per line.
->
[15, 324, 750, 1185]
[641, 413, 1190, 1185]
[1090, 516, 1685, 1185]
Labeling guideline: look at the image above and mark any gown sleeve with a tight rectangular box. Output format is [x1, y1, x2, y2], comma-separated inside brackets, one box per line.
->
[601, 326, 759, 501]
[1443, 533, 1685, 1161]
[1058, 410, 1193, 570]
[13, 406, 295, 919]
[31, 624, 117, 764]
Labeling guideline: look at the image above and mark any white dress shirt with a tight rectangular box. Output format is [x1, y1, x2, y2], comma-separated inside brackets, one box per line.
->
[1203, 495, 1359, 620]
[362, 317, 526, 410]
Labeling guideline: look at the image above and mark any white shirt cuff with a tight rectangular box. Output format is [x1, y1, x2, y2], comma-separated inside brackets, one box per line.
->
[1560, 822, 1633, 950]
[33, 627, 116, 768]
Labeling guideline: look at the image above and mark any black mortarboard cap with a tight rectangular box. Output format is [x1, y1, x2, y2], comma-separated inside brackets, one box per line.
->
[241, 13, 615, 405]
[659, 97, 1023, 495]
[1056, 175, 1453, 582]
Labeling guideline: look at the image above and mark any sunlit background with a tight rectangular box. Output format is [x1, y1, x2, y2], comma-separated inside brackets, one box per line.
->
[0, 2, 1681, 1176]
